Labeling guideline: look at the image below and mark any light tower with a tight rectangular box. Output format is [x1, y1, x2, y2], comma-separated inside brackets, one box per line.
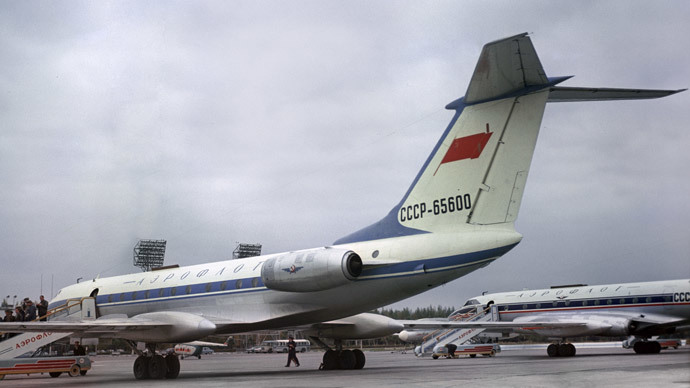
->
[133, 239, 167, 272]
[232, 243, 262, 259]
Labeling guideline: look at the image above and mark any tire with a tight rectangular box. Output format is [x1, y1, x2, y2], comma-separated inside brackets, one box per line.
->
[432, 355, 439, 359]
[469, 354, 477, 358]
[166, 354, 181, 379]
[353, 349, 366, 369]
[148, 355, 168, 380]
[322, 350, 339, 370]
[68, 364, 81, 377]
[134, 355, 150, 380]
[338, 350, 356, 370]
[49, 372, 62, 378]
[547, 344, 559, 357]
[80, 370, 88, 376]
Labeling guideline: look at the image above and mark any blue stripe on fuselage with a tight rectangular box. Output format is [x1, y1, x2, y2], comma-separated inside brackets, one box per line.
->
[47, 244, 517, 312]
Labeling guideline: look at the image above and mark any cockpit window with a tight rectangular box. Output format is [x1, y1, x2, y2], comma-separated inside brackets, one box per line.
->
[462, 299, 480, 306]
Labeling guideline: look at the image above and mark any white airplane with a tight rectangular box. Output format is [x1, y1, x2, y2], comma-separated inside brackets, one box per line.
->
[173, 337, 230, 359]
[403, 279, 690, 357]
[0, 33, 683, 380]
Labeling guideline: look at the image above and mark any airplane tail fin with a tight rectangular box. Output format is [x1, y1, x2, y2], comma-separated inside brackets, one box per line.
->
[335, 33, 684, 244]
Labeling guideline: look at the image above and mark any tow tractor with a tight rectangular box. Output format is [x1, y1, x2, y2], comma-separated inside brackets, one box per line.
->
[0, 356, 91, 380]
[431, 343, 500, 359]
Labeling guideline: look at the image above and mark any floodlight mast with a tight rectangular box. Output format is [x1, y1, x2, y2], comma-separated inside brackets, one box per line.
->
[233, 243, 262, 259]
[133, 239, 167, 272]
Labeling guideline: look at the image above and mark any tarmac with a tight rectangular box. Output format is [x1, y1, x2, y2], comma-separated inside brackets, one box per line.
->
[2, 346, 689, 387]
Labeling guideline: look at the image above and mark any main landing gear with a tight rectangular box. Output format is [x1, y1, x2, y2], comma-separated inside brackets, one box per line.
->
[633, 340, 661, 354]
[126, 341, 181, 380]
[547, 342, 576, 357]
[311, 337, 366, 370]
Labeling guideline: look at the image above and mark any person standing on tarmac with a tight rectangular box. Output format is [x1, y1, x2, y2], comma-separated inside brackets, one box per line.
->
[285, 336, 300, 367]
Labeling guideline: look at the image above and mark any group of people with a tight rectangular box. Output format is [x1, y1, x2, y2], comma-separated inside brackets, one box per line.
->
[2, 296, 49, 323]
[1, 296, 49, 340]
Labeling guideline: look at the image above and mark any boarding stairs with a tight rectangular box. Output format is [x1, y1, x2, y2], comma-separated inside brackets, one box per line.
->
[415, 304, 498, 357]
[0, 297, 95, 359]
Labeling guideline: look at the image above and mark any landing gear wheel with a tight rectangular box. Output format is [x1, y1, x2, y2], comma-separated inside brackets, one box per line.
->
[49, 372, 62, 378]
[68, 364, 81, 377]
[432, 355, 439, 359]
[133, 355, 151, 380]
[557, 343, 575, 357]
[148, 355, 168, 379]
[322, 350, 339, 370]
[469, 354, 477, 358]
[651, 341, 661, 354]
[165, 354, 181, 379]
[352, 349, 365, 369]
[547, 343, 559, 357]
[338, 350, 356, 370]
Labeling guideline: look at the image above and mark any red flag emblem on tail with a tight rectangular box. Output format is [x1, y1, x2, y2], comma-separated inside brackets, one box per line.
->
[434, 123, 493, 175]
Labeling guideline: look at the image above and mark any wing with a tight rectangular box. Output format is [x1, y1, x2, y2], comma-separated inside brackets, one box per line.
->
[398, 319, 586, 330]
[0, 311, 217, 343]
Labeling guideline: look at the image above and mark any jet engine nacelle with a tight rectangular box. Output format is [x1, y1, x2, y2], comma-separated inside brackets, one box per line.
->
[261, 248, 362, 292]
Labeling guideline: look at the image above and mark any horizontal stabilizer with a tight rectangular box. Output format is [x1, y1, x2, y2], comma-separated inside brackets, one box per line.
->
[548, 86, 686, 102]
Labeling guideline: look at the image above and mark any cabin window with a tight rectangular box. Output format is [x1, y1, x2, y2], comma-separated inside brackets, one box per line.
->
[607, 299, 613, 305]
[619, 298, 625, 304]
[119, 293, 125, 302]
[205, 283, 212, 292]
[108, 295, 113, 303]
[132, 291, 137, 300]
[236, 279, 243, 289]
[145, 290, 150, 299]
[158, 289, 164, 297]
[594, 299, 600, 306]
[171, 287, 177, 296]
[252, 278, 259, 287]
[645, 297, 651, 303]
[185, 286, 192, 295]
[220, 281, 227, 291]
[582, 300, 588, 306]
[632, 297, 639, 303]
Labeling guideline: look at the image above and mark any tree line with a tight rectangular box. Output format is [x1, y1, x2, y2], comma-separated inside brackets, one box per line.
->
[372, 305, 455, 320]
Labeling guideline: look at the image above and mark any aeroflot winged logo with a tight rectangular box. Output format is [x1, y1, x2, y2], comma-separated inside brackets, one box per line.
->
[434, 123, 493, 175]
[282, 265, 304, 274]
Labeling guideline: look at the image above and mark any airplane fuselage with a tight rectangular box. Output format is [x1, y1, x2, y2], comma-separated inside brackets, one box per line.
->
[466, 279, 690, 337]
[50, 227, 521, 333]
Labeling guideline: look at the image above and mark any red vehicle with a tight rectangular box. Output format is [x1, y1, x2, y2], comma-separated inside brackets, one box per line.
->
[0, 356, 91, 380]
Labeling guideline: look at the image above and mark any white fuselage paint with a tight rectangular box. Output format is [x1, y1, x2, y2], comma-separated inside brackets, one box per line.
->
[49, 227, 522, 334]
[464, 279, 690, 337]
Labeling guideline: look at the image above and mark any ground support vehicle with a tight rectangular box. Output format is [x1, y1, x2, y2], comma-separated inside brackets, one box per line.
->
[431, 344, 500, 359]
[0, 356, 91, 380]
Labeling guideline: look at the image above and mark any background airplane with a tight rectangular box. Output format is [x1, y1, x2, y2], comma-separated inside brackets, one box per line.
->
[403, 278, 690, 357]
[173, 337, 230, 359]
[0, 33, 682, 380]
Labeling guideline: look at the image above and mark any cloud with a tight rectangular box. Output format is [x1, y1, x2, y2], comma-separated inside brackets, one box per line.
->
[1, 1, 688, 309]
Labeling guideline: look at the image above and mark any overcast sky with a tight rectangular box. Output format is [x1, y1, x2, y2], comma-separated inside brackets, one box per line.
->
[1, 1, 688, 310]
